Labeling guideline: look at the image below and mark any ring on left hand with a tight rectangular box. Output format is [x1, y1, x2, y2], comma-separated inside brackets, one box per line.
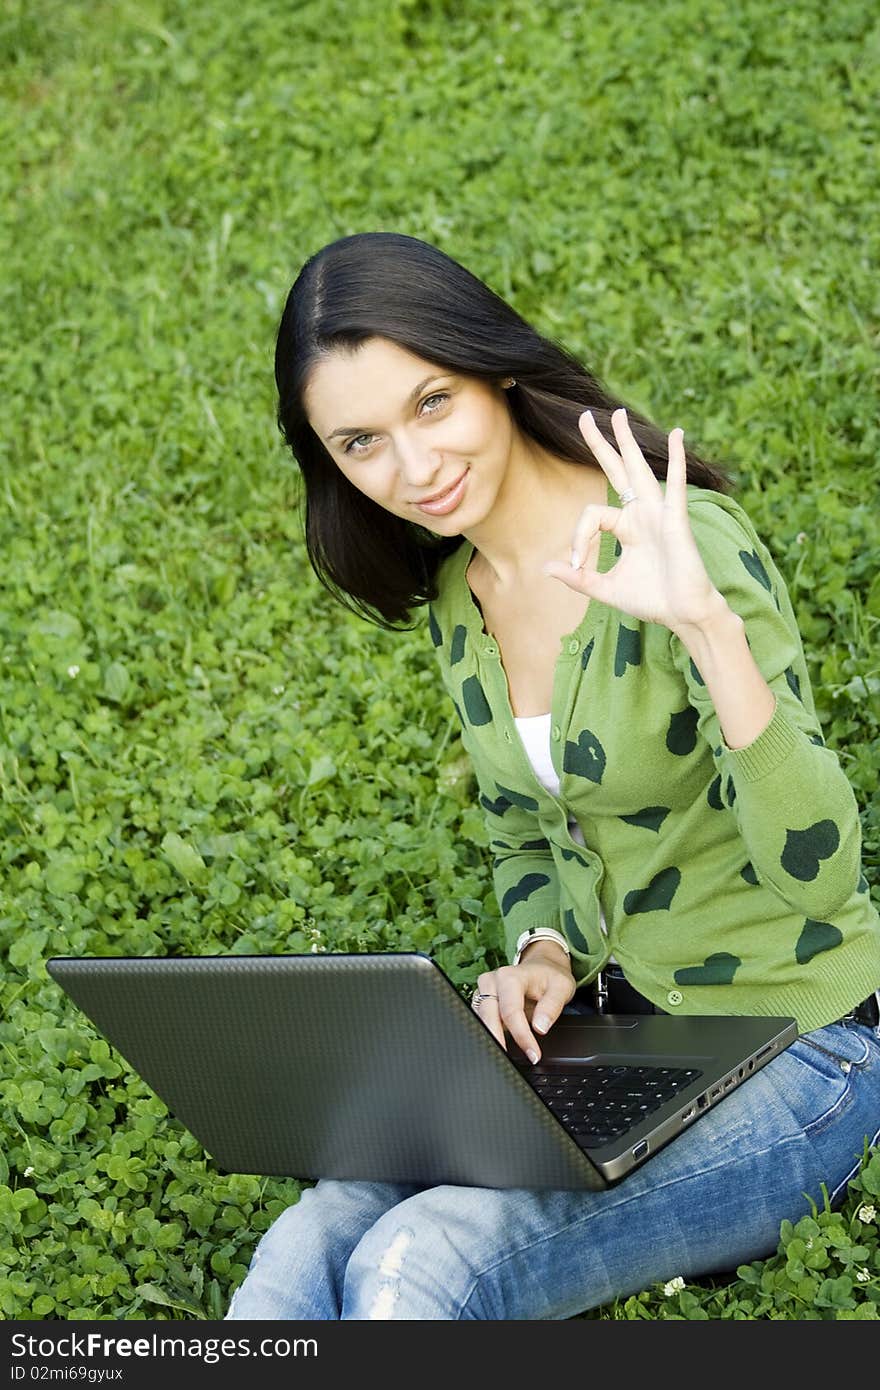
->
[472, 990, 498, 1007]
[619, 488, 638, 506]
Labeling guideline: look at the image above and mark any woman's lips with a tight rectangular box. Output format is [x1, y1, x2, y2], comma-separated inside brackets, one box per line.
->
[415, 469, 468, 516]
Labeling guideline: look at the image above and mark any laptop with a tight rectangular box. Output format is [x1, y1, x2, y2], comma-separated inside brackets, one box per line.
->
[45, 951, 797, 1191]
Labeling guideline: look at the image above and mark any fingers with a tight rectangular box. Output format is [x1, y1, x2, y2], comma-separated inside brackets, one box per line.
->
[471, 972, 506, 1050]
[531, 973, 575, 1038]
[472, 966, 574, 1065]
[664, 425, 688, 513]
[580, 408, 660, 499]
[496, 971, 542, 1062]
[566, 501, 624, 573]
[541, 504, 619, 604]
[578, 409, 629, 493]
[475, 968, 540, 1060]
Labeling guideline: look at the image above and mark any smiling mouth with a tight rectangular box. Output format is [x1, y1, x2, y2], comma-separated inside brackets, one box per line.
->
[413, 470, 469, 513]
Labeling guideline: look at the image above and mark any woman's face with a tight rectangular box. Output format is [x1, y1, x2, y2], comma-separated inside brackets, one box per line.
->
[304, 337, 518, 533]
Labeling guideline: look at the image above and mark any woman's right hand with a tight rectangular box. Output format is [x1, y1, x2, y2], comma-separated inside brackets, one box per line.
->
[470, 943, 577, 1064]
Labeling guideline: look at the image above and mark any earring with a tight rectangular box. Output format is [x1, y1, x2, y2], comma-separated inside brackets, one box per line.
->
[503, 377, 516, 388]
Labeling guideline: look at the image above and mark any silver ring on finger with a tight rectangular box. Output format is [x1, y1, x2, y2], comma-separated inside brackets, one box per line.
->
[619, 488, 638, 506]
[472, 990, 499, 1008]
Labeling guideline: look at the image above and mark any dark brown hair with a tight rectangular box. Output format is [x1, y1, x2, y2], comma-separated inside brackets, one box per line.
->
[275, 231, 733, 628]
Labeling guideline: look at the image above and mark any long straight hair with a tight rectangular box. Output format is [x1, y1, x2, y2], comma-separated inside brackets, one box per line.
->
[275, 232, 733, 629]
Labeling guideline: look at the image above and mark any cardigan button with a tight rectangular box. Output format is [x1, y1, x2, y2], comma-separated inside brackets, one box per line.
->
[567, 638, 580, 655]
[551, 725, 561, 741]
[666, 989, 684, 1007]
[484, 641, 498, 656]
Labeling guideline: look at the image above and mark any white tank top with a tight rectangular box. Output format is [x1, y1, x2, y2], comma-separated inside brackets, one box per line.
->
[513, 713, 609, 942]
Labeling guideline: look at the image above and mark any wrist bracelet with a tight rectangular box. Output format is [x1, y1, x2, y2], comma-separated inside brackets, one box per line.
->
[512, 927, 571, 967]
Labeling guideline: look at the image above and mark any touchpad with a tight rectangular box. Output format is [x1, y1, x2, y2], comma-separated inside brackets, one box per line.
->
[554, 1016, 640, 1031]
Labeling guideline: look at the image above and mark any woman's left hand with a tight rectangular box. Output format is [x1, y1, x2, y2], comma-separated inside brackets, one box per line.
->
[542, 408, 728, 636]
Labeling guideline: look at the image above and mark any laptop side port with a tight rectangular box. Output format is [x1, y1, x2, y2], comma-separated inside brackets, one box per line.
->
[632, 1140, 649, 1162]
[681, 1105, 696, 1123]
[697, 1092, 708, 1109]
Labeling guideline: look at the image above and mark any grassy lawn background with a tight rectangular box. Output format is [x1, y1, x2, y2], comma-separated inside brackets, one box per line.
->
[1, 0, 878, 1319]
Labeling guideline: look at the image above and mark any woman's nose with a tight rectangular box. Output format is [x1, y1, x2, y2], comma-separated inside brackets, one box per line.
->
[396, 437, 443, 487]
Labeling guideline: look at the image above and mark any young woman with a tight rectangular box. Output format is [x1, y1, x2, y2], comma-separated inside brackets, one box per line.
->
[226, 231, 880, 1320]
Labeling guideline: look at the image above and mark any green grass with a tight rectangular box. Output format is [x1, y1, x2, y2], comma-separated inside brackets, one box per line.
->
[1, 0, 878, 1319]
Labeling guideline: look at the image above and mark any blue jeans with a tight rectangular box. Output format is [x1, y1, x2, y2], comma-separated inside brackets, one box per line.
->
[225, 1019, 880, 1320]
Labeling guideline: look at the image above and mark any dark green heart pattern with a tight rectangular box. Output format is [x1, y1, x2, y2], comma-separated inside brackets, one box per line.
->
[614, 625, 641, 677]
[666, 705, 699, 755]
[784, 666, 801, 702]
[462, 674, 493, 725]
[780, 819, 840, 881]
[494, 837, 551, 855]
[623, 866, 681, 915]
[739, 548, 772, 592]
[501, 873, 552, 916]
[689, 659, 705, 687]
[858, 872, 869, 894]
[581, 636, 595, 671]
[725, 775, 736, 807]
[707, 774, 724, 810]
[562, 907, 590, 953]
[493, 837, 551, 868]
[740, 861, 759, 885]
[619, 806, 671, 833]
[480, 792, 512, 817]
[795, 919, 843, 965]
[674, 952, 742, 985]
[428, 606, 442, 647]
[495, 783, 540, 812]
[563, 729, 607, 783]
[450, 624, 467, 666]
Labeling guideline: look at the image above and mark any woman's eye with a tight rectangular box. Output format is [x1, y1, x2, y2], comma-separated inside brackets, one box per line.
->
[344, 434, 375, 455]
[343, 394, 449, 455]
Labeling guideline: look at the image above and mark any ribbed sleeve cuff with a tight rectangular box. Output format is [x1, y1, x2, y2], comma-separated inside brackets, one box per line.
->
[725, 700, 800, 783]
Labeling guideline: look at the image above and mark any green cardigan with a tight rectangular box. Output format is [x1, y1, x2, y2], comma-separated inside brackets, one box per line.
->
[428, 482, 880, 1034]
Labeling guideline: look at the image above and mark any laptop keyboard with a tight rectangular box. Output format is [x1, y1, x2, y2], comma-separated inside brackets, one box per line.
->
[530, 1064, 703, 1149]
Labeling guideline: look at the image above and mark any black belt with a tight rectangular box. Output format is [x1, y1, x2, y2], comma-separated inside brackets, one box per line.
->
[838, 991, 880, 1027]
[585, 965, 880, 1027]
[589, 964, 665, 1016]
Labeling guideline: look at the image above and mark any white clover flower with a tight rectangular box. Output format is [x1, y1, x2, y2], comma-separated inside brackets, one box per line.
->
[662, 1276, 685, 1296]
[24, 1166, 35, 1178]
[857, 1204, 876, 1224]
[67, 664, 80, 678]
[272, 685, 285, 695]
[796, 532, 808, 544]
[856, 1269, 870, 1283]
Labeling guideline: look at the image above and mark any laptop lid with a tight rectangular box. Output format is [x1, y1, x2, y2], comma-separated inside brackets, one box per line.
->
[45, 952, 797, 1191]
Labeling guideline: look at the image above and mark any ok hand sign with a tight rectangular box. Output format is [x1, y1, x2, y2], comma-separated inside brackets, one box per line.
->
[543, 409, 727, 637]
